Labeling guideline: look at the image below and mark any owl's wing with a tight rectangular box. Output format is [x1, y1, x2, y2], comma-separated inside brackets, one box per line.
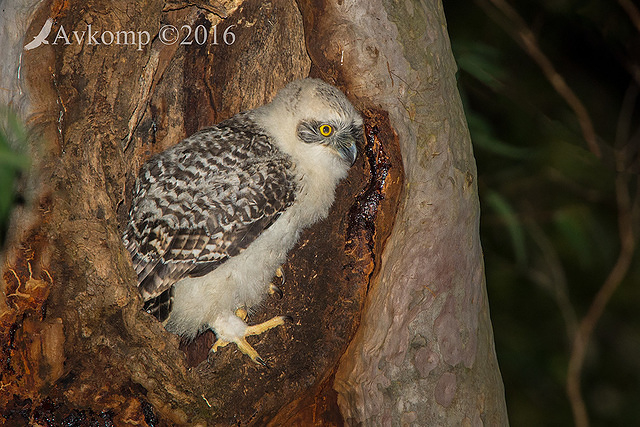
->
[124, 120, 296, 302]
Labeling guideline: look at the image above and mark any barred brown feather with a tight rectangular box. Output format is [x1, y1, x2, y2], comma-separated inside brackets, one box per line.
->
[123, 112, 297, 318]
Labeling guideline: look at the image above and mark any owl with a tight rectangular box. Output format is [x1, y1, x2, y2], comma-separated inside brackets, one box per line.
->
[123, 78, 362, 365]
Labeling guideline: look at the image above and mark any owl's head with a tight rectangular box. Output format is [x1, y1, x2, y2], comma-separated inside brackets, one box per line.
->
[258, 78, 363, 168]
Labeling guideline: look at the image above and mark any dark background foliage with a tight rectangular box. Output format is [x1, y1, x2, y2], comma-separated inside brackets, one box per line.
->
[445, 0, 640, 425]
[0, 109, 29, 247]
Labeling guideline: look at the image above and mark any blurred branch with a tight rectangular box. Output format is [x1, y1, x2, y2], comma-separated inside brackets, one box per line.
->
[617, 1, 640, 88]
[618, 0, 640, 33]
[615, 85, 637, 148]
[566, 165, 636, 427]
[525, 217, 578, 341]
[566, 82, 638, 427]
[616, 84, 640, 174]
[477, 0, 602, 158]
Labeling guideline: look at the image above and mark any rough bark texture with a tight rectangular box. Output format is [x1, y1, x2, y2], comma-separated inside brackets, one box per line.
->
[0, 0, 507, 425]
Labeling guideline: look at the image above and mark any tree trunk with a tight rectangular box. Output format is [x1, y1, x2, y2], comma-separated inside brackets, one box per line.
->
[0, 0, 508, 425]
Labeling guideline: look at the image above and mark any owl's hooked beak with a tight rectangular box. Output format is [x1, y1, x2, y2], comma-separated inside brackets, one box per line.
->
[338, 140, 358, 166]
[334, 126, 361, 166]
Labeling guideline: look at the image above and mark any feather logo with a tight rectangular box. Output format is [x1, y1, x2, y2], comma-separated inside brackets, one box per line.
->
[24, 18, 54, 51]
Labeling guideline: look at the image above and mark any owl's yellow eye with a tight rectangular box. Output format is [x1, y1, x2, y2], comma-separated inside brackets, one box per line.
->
[319, 124, 333, 137]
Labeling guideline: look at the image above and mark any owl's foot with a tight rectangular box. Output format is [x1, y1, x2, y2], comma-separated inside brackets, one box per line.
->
[269, 267, 285, 299]
[269, 283, 283, 299]
[235, 307, 248, 321]
[210, 315, 292, 366]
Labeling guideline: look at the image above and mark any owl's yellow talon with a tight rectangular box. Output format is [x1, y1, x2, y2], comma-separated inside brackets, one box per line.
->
[269, 283, 283, 299]
[269, 267, 285, 298]
[235, 307, 248, 321]
[209, 315, 291, 366]
[211, 339, 229, 353]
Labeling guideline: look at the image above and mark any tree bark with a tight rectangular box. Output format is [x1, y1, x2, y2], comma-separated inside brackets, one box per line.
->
[0, 0, 507, 425]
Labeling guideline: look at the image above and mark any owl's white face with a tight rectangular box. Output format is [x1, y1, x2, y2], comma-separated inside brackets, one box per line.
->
[254, 78, 363, 183]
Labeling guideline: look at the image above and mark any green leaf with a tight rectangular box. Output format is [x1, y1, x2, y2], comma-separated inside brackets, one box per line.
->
[552, 206, 594, 269]
[452, 41, 506, 90]
[0, 106, 30, 244]
[467, 111, 534, 159]
[485, 190, 527, 266]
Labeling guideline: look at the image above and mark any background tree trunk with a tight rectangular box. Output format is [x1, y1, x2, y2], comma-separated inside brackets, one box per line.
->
[0, 0, 507, 425]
